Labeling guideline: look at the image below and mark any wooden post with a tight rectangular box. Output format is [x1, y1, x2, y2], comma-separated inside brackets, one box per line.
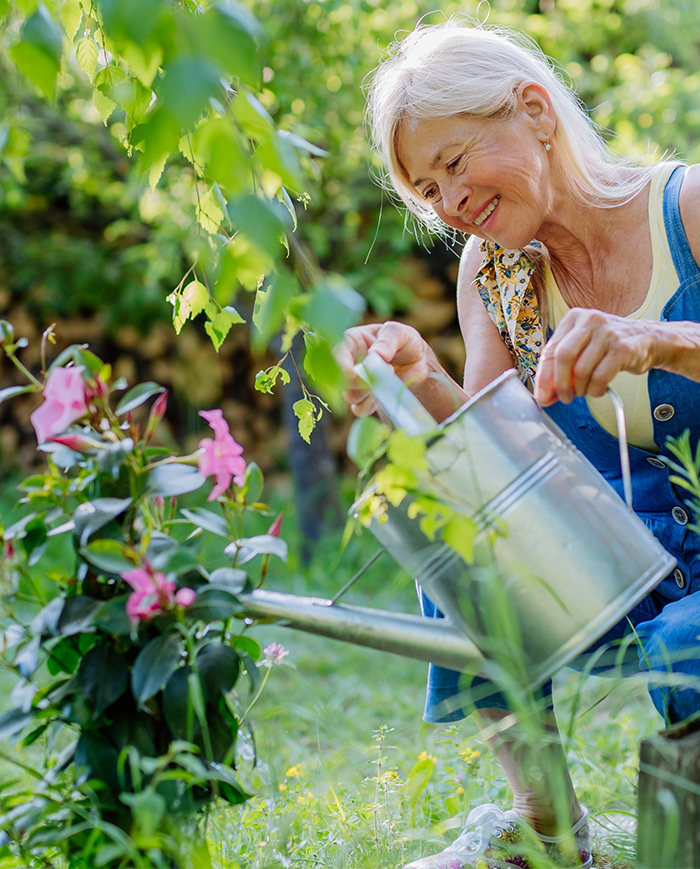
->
[637, 712, 700, 868]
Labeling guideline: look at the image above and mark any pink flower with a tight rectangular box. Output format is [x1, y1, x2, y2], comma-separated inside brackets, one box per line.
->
[262, 642, 290, 667]
[47, 431, 105, 452]
[122, 565, 176, 625]
[31, 366, 88, 444]
[121, 565, 196, 624]
[174, 587, 196, 607]
[198, 409, 246, 501]
[267, 512, 284, 538]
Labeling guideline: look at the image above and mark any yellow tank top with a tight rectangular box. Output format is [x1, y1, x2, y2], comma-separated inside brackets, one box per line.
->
[546, 162, 681, 452]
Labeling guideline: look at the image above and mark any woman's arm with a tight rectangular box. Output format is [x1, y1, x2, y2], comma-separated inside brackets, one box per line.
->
[457, 237, 518, 395]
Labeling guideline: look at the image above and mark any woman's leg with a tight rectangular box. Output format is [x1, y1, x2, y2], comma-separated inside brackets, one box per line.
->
[474, 707, 583, 836]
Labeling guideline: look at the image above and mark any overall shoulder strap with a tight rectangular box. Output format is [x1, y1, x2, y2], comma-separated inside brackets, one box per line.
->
[663, 164, 700, 282]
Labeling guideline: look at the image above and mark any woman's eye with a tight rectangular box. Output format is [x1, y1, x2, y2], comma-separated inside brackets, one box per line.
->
[446, 155, 464, 172]
[423, 186, 440, 201]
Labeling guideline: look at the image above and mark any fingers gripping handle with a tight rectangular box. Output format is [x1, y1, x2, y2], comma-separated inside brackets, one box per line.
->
[352, 353, 438, 437]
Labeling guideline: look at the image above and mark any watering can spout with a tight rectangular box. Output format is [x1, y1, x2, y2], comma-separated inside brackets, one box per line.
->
[238, 588, 485, 674]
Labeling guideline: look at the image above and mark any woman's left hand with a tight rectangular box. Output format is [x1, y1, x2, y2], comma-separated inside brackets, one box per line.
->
[534, 307, 662, 406]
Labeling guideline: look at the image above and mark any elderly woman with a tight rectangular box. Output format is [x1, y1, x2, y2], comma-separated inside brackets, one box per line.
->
[340, 18, 700, 869]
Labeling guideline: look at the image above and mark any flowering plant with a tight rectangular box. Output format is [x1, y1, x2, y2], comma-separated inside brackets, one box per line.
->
[0, 322, 288, 867]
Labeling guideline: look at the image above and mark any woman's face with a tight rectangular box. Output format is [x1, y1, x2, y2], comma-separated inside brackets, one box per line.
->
[395, 107, 552, 249]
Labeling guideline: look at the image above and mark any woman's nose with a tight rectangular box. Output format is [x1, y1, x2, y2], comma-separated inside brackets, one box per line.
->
[440, 179, 470, 217]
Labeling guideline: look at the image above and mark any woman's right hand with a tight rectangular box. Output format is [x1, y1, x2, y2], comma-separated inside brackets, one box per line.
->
[336, 320, 463, 420]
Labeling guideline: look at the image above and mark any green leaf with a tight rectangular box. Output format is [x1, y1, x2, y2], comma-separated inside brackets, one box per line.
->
[80, 539, 134, 574]
[119, 790, 165, 836]
[189, 3, 261, 87]
[132, 107, 180, 170]
[94, 595, 131, 636]
[225, 534, 287, 565]
[76, 36, 98, 81]
[10, 6, 63, 98]
[292, 397, 317, 444]
[252, 269, 298, 350]
[47, 635, 87, 675]
[0, 385, 34, 405]
[208, 567, 248, 593]
[305, 274, 366, 347]
[116, 382, 165, 415]
[0, 708, 36, 741]
[93, 64, 127, 124]
[388, 430, 429, 474]
[186, 587, 242, 622]
[239, 461, 263, 503]
[180, 507, 229, 538]
[204, 306, 244, 352]
[442, 513, 479, 564]
[232, 89, 274, 140]
[97, 0, 164, 46]
[72, 496, 133, 545]
[158, 56, 222, 129]
[196, 642, 240, 696]
[303, 332, 343, 397]
[231, 635, 261, 660]
[228, 194, 288, 254]
[146, 463, 206, 497]
[163, 667, 196, 740]
[57, 595, 103, 636]
[112, 77, 153, 129]
[77, 644, 129, 717]
[190, 117, 250, 195]
[197, 186, 226, 234]
[254, 365, 290, 395]
[347, 416, 391, 469]
[132, 631, 183, 707]
[60, 0, 82, 41]
[405, 757, 435, 808]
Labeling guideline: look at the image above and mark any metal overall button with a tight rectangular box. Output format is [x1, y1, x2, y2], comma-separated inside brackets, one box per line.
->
[672, 506, 689, 525]
[653, 404, 675, 422]
[646, 456, 666, 468]
[674, 568, 686, 589]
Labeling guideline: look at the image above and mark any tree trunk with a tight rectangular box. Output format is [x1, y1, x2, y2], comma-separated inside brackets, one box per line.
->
[637, 712, 700, 868]
[281, 334, 342, 562]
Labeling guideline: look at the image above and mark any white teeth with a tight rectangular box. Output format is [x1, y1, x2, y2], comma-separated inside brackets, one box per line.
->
[473, 195, 500, 226]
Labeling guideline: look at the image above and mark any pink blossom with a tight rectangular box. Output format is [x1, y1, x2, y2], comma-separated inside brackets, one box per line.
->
[31, 367, 88, 444]
[198, 409, 246, 501]
[174, 587, 196, 607]
[262, 642, 290, 667]
[47, 431, 104, 452]
[122, 565, 176, 625]
[267, 512, 284, 538]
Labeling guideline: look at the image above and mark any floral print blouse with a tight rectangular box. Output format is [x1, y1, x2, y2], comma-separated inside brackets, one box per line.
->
[473, 240, 545, 385]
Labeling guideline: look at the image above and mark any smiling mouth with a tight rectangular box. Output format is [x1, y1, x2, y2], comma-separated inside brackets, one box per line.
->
[473, 195, 500, 227]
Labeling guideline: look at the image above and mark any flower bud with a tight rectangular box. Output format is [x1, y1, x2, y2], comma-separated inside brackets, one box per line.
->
[267, 512, 284, 538]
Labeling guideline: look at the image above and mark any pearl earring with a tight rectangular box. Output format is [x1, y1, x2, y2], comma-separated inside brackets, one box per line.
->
[543, 136, 552, 152]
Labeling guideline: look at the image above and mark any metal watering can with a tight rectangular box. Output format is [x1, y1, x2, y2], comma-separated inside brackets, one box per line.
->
[239, 354, 676, 691]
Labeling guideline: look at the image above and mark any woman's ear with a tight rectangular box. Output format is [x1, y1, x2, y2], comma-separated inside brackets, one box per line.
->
[516, 82, 556, 142]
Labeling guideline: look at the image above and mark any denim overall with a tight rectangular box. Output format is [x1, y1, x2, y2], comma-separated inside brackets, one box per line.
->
[423, 165, 700, 725]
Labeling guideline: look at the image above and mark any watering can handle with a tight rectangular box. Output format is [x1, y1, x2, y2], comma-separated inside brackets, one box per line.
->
[352, 353, 438, 437]
[607, 387, 634, 511]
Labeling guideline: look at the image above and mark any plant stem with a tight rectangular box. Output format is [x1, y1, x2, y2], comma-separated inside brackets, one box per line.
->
[243, 665, 271, 718]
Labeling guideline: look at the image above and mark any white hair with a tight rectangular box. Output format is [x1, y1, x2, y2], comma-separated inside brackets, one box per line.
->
[367, 17, 657, 234]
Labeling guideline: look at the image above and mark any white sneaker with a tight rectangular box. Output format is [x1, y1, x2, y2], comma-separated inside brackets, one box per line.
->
[401, 803, 593, 869]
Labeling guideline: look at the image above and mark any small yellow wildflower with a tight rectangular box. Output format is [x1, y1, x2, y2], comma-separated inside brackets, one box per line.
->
[417, 750, 437, 763]
[457, 786, 465, 794]
[278, 783, 287, 792]
[460, 748, 481, 765]
[285, 764, 304, 778]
